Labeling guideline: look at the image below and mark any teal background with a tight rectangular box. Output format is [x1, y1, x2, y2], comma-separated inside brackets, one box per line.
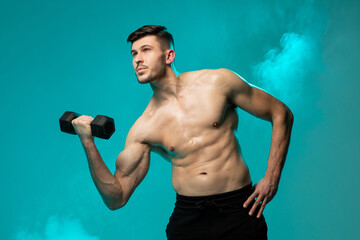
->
[1, 0, 359, 239]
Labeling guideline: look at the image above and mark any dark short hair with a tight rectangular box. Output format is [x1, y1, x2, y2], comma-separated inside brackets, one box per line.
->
[127, 25, 175, 51]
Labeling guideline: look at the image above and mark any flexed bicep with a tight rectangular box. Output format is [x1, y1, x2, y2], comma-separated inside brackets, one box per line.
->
[114, 141, 151, 205]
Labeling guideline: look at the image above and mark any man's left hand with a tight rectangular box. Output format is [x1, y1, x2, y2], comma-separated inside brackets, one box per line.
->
[243, 177, 279, 218]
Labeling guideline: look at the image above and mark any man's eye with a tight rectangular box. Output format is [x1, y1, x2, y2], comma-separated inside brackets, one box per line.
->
[144, 48, 150, 52]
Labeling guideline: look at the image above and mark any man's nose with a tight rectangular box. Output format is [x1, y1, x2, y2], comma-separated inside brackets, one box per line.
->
[134, 54, 143, 64]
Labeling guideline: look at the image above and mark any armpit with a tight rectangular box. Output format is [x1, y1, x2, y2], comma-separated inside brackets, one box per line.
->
[151, 145, 171, 162]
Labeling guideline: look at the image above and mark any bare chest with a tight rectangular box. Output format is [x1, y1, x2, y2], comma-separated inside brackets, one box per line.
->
[143, 87, 237, 158]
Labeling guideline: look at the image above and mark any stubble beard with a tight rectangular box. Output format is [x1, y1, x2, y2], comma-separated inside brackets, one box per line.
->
[137, 63, 166, 84]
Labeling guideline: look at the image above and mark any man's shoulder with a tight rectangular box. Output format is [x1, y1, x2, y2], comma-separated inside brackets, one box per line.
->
[126, 114, 152, 146]
[179, 68, 238, 87]
[180, 68, 226, 76]
[180, 68, 231, 84]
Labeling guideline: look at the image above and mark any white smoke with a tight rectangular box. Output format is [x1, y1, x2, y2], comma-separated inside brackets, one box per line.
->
[253, 32, 314, 101]
[15, 216, 99, 240]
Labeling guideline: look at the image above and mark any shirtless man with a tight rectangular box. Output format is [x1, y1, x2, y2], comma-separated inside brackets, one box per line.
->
[72, 25, 294, 239]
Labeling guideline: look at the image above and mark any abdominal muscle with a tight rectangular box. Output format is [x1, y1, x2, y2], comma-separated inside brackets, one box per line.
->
[170, 130, 252, 197]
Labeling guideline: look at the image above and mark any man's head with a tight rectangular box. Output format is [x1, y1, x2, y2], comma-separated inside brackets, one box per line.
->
[127, 25, 176, 84]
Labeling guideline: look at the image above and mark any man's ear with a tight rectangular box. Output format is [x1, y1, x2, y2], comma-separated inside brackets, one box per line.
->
[165, 49, 175, 65]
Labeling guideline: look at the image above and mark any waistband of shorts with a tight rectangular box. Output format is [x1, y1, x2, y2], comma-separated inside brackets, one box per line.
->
[176, 183, 253, 205]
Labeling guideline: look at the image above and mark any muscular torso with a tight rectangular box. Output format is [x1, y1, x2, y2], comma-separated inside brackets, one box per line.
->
[136, 69, 251, 196]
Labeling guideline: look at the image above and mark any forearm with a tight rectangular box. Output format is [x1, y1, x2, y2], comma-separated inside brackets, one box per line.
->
[80, 138, 124, 209]
[264, 109, 294, 184]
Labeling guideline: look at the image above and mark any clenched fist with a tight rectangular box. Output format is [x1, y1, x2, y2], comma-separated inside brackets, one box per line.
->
[71, 115, 94, 141]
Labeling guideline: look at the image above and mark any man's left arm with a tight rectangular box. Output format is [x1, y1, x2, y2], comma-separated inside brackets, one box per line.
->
[217, 68, 294, 218]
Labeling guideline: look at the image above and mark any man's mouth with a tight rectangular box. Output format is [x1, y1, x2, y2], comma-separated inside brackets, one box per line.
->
[137, 67, 147, 72]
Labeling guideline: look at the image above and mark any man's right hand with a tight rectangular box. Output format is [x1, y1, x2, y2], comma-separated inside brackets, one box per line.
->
[71, 115, 95, 142]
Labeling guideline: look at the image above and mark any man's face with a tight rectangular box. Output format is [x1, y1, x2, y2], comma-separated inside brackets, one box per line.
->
[131, 35, 167, 84]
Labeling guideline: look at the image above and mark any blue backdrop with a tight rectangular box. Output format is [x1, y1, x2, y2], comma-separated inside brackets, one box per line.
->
[1, 0, 359, 239]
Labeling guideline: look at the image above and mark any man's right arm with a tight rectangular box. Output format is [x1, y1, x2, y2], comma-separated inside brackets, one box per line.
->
[113, 131, 151, 209]
[73, 116, 150, 210]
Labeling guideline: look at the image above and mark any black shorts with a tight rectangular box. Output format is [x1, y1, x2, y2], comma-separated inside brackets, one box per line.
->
[166, 183, 267, 240]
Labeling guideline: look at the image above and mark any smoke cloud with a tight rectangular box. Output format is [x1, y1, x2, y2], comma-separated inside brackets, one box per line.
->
[15, 216, 99, 240]
[253, 32, 314, 101]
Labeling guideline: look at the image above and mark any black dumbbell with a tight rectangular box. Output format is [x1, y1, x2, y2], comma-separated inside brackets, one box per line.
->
[59, 111, 115, 139]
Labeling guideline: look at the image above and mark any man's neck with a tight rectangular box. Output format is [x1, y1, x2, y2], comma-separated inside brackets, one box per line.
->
[150, 67, 183, 104]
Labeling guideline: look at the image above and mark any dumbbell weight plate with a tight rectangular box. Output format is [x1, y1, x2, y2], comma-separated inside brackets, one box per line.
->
[59, 111, 80, 135]
[91, 115, 115, 139]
